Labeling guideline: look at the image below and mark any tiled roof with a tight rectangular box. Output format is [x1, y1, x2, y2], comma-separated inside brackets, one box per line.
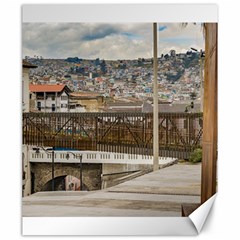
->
[108, 101, 143, 107]
[70, 92, 101, 98]
[107, 108, 142, 113]
[29, 84, 66, 92]
[142, 102, 201, 113]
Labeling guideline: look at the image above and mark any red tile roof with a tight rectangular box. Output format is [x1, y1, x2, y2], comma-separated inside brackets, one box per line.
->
[29, 84, 66, 92]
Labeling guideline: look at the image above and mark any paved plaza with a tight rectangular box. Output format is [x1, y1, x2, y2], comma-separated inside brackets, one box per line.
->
[22, 163, 201, 217]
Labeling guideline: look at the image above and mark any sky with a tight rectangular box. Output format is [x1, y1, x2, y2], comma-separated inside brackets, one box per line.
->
[22, 22, 204, 60]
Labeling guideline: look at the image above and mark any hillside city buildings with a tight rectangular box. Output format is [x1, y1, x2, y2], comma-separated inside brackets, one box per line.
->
[24, 49, 203, 113]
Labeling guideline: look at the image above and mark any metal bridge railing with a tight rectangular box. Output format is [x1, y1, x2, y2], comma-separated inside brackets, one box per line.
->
[23, 112, 203, 159]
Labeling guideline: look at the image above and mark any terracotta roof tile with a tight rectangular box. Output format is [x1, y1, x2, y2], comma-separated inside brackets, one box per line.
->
[29, 84, 66, 92]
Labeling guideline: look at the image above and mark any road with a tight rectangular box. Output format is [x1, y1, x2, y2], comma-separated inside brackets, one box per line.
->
[22, 163, 201, 217]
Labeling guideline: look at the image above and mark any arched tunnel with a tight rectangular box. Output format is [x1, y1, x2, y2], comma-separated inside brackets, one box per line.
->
[42, 175, 67, 191]
[41, 175, 88, 191]
[30, 162, 102, 193]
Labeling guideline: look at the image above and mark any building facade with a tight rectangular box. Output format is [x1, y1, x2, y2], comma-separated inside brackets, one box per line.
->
[29, 84, 72, 112]
[22, 60, 37, 112]
[69, 92, 105, 112]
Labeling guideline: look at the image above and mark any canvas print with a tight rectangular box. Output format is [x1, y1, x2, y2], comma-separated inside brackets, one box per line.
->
[22, 19, 217, 220]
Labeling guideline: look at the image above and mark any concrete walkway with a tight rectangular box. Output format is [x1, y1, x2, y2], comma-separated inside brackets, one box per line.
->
[22, 163, 201, 217]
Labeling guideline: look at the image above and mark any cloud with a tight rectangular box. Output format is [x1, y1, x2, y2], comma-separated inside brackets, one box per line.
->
[81, 26, 119, 41]
[22, 23, 204, 59]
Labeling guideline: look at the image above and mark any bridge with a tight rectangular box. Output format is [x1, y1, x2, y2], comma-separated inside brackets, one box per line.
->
[23, 112, 203, 159]
[29, 149, 177, 165]
[28, 149, 177, 193]
[23, 112, 202, 195]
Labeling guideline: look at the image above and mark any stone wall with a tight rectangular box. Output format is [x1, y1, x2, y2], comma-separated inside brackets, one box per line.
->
[102, 163, 152, 175]
[31, 162, 102, 193]
[101, 163, 152, 189]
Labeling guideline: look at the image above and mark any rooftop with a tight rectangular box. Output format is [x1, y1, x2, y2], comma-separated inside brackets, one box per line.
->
[108, 101, 143, 107]
[142, 101, 201, 113]
[70, 92, 102, 99]
[29, 84, 68, 93]
[22, 60, 37, 68]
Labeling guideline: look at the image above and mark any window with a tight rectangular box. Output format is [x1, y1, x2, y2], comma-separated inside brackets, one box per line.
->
[61, 104, 68, 108]
[37, 101, 41, 111]
[61, 96, 68, 101]
[52, 96, 55, 101]
[52, 104, 55, 112]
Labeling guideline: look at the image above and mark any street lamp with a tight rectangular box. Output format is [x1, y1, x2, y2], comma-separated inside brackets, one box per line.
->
[66, 152, 83, 191]
[33, 147, 55, 191]
[190, 47, 205, 112]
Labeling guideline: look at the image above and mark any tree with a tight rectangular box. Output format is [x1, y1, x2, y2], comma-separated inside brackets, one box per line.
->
[95, 58, 100, 66]
[190, 92, 197, 100]
[100, 60, 107, 74]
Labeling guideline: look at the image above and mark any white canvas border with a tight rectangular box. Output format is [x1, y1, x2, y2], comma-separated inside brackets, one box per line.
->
[22, 194, 217, 236]
[21, 3, 218, 236]
[22, 4, 218, 23]
[23, 217, 197, 236]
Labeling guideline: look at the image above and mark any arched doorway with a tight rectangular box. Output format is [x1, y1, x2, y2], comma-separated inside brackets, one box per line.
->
[41, 175, 86, 191]
[42, 175, 67, 191]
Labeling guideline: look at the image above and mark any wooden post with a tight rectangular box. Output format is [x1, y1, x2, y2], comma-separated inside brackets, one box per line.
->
[55, 92, 57, 112]
[153, 22, 159, 171]
[201, 23, 218, 204]
[44, 92, 46, 113]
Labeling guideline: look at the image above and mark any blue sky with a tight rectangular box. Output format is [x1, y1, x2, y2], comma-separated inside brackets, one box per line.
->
[122, 32, 142, 40]
[22, 23, 204, 60]
[159, 25, 167, 31]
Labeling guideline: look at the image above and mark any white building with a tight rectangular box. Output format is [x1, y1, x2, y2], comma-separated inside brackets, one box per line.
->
[29, 84, 72, 112]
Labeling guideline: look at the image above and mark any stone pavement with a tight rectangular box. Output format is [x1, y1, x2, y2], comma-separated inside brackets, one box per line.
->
[22, 163, 201, 217]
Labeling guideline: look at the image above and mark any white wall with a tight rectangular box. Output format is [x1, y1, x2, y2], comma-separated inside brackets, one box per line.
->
[59, 91, 69, 112]
[22, 68, 29, 112]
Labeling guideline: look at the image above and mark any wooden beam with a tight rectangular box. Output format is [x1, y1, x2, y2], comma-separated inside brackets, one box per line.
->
[153, 22, 159, 171]
[201, 23, 218, 203]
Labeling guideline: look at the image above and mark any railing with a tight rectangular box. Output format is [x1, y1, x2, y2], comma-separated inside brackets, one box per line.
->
[23, 112, 203, 159]
[29, 150, 176, 165]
